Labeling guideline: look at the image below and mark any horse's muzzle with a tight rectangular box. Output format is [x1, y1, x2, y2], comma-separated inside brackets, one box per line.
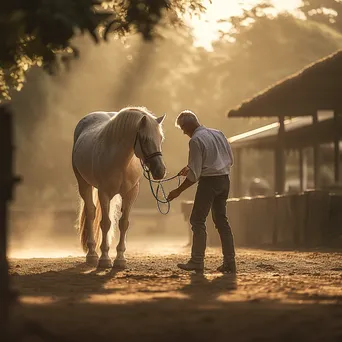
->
[151, 164, 166, 180]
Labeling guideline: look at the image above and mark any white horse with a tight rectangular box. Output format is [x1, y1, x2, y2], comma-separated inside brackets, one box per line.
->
[72, 107, 166, 269]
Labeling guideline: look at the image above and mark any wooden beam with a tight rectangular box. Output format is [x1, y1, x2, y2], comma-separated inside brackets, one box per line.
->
[275, 116, 286, 194]
[312, 112, 320, 188]
[334, 112, 340, 184]
[232, 148, 242, 197]
[299, 148, 304, 191]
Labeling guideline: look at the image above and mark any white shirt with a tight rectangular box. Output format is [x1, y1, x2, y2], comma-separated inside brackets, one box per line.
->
[187, 126, 234, 182]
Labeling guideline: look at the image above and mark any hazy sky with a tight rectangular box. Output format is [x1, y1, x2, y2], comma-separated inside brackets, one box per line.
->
[188, 0, 303, 50]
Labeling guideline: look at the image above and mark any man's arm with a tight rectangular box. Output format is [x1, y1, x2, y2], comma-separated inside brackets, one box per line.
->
[167, 139, 202, 202]
[186, 139, 203, 181]
[166, 178, 195, 202]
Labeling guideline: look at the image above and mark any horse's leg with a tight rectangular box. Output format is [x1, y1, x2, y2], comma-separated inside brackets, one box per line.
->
[113, 183, 139, 269]
[97, 190, 113, 269]
[75, 169, 98, 266]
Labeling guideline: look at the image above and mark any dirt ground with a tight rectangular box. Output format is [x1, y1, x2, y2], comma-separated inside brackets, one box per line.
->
[8, 244, 342, 342]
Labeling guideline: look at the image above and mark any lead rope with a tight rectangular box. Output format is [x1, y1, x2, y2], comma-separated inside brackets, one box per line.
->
[141, 160, 181, 215]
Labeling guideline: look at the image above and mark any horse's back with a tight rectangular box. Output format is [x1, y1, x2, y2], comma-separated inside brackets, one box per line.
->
[73, 111, 118, 144]
[72, 111, 118, 184]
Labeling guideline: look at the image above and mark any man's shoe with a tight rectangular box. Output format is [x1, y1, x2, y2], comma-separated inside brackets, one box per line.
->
[177, 260, 204, 273]
[217, 259, 236, 274]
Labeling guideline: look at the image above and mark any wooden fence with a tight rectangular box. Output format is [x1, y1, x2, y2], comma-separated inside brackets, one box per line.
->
[181, 190, 342, 248]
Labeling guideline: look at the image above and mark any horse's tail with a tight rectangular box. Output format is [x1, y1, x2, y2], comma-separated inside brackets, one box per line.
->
[77, 189, 122, 253]
[92, 189, 102, 252]
[76, 195, 90, 253]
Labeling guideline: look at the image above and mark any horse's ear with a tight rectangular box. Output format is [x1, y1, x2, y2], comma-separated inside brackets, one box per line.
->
[156, 113, 166, 125]
[139, 115, 147, 129]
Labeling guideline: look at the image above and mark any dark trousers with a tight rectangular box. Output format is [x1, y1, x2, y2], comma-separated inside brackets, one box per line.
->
[190, 175, 235, 263]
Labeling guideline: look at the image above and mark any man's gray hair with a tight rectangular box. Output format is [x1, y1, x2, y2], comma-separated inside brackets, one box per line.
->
[175, 110, 200, 128]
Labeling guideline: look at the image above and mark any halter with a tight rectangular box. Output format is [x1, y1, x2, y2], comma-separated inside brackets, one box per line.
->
[134, 130, 181, 215]
[134, 131, 162, 164]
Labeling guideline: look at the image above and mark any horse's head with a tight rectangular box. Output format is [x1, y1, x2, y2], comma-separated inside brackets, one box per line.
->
[134, 113, 166, 180]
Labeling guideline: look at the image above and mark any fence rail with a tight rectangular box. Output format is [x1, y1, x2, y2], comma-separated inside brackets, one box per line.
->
[181, 190, 342, 248]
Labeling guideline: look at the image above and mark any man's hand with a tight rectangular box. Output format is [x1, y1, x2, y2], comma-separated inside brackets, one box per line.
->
[178, 166, 190, 176]
[167, 188, 182, 202]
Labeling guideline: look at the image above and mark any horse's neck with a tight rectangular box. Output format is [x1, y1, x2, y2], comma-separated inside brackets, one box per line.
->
[108, 112, 140, 140]
[100, 112, 141, 161]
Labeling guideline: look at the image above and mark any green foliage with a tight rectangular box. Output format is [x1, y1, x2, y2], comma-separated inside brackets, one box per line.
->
[0, 0, 206, 102]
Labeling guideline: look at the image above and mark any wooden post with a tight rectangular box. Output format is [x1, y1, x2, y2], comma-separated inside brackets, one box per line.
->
[0, 108, 11, 341]
[299, 148, 304, 191]
[333, 112, 340, 184]
[0, 105, 20, 341]
[274, 116, 285, 194]
[312, 112, 320, 188]
[232, 148, 242, 197]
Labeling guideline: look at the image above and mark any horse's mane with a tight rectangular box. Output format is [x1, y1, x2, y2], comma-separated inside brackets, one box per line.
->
[101, 106, 163, 144]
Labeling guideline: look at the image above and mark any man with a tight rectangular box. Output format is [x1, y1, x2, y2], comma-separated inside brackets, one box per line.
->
[167, 110, 236, 273]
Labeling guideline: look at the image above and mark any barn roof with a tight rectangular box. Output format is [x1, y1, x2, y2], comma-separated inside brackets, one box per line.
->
[227, 49, 342, 118]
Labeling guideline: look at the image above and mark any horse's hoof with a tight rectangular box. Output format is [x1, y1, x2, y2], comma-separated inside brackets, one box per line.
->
[97, 258, 112, 269]
[86, 254, 99, 266]
[113, 259, 127, 269]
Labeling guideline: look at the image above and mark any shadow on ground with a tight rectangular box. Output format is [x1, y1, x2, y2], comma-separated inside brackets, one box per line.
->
[9, 259, 342, 342]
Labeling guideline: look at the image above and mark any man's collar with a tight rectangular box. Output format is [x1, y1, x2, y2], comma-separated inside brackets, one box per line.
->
[192, 125, 204, 136]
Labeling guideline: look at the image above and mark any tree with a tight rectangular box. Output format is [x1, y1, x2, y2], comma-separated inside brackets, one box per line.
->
[300, 0, 342, 33]
[0, 0, 206, 102]
[9, 24, 199, 208]
[11, 2, 342, 207]
[205, 4, 342, 190]
[211, 3, 342, 119]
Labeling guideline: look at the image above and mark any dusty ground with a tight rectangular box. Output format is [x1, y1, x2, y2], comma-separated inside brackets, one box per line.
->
[8, 245, 342, 342]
